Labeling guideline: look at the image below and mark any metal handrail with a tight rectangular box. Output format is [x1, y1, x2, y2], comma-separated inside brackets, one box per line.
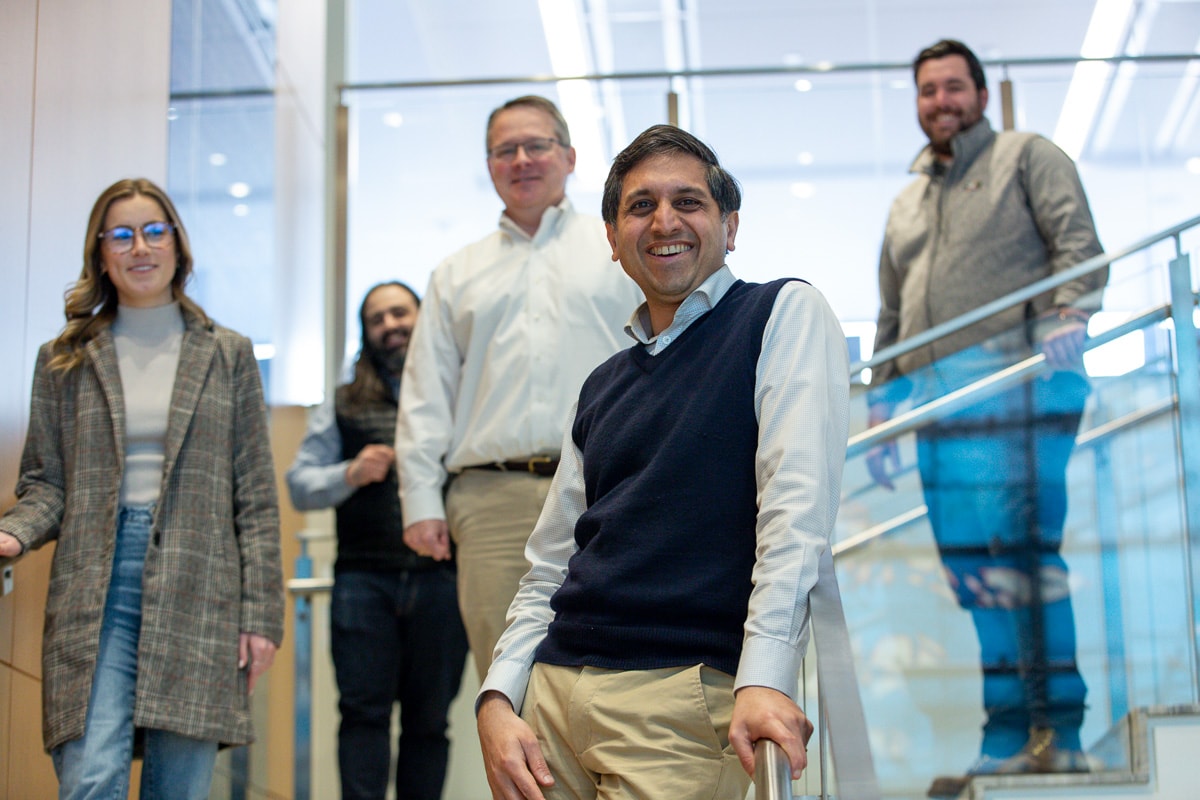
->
[852, 214, 1199, 376]
[847, 302, 1173, 458]
[754, 739, 793, 800]
[837, 299, 1180, 558]
[338, 53, 1200, 94]
[286, 576, 334, 596]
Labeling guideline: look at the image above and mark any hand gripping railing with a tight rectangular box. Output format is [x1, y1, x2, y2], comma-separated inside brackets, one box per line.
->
[754, 739, 793, 800]
[807, 548, 882, 800]
[747, 548, 883, 800]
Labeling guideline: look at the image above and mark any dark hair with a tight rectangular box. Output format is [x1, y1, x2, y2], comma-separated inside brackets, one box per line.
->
[342, 280, 421, 409]
[50, 177, 208, 372]
[913, 39, 987, 92]
[485, 95, 571, 151]
[602, 124, 741, 226]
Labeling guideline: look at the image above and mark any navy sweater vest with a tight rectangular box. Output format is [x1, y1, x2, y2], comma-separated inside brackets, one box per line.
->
[534, 278, 793, 676]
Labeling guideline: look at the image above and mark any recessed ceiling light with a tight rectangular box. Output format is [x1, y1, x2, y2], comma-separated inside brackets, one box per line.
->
[790, 182, 816, 199]
[797, 151, 814, 166]
[794, 79, 813, 93]
[382, 112, 404, 128]
[229, 182, 251, 199]
[209, 153, 227, 167]
[1187, 157, 1200, 175]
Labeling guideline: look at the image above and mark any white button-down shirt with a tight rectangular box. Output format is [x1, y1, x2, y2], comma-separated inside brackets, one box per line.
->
[395, 198, 644, 526]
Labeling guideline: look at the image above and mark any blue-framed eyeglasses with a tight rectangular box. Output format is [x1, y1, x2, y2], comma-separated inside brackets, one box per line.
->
[98, 221, 175, 253]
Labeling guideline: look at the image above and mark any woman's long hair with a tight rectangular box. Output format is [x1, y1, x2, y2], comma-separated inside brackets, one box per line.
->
[341, 281, 421, 410]
[48, 178, 209, 372]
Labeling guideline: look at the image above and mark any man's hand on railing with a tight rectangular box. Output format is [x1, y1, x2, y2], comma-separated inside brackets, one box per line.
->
[477, 690, 554, 800]
[1038, 307, 1089, 372]
[729, 686, 814, 780]
[865, 403, 900, 490]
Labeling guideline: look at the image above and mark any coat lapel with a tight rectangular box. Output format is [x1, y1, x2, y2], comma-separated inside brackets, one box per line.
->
[86, 332, 125, 462]
[164, 325, 217, 472]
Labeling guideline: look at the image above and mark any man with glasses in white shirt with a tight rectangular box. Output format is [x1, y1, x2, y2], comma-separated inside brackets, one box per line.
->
[396, 95, 643, 683]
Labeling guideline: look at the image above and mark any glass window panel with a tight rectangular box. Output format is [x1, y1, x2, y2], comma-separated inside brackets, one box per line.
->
[169, 0, 277, 396]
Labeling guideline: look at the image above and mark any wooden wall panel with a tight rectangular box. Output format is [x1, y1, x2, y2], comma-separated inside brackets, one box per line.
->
[8, 669, 56, 797]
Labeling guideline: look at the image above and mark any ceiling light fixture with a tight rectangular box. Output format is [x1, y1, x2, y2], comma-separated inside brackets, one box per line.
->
[1093, 0, 1157, 153]
[1052, 0, 1135, 160]
[1154, 37, 1200, 154]
[790, 181, 816, 199]
[538, 0, 608, 189]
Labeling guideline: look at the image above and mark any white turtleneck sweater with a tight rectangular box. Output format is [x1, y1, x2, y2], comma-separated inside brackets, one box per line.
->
[111, 303, 185, 507]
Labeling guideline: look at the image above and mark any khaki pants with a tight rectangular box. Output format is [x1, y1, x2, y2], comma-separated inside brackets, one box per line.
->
[521, 663, 750, 800]
[445, 469, 552, 681]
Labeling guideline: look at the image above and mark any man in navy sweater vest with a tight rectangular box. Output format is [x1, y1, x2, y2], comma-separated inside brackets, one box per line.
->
[476, 124, 850, 800]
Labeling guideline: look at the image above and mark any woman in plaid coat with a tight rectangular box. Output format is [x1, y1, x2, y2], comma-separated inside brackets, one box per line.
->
[0, 178, 284, 798]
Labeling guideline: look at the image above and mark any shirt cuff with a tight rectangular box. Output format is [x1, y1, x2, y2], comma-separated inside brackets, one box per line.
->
[476, 657, 534, 716]
[401, 487, 448, 528]
[734, 630, 807, 700]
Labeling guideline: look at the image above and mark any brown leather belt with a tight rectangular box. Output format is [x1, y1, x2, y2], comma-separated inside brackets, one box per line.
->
[464, 456, 560, 477]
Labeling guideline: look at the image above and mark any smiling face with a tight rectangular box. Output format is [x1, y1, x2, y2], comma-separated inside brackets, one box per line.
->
[100, 194, 178, 308]
[916, 54, 988, 159]
[362, 283, 420, 375]
[486, 105, 576, 235]
[606, 152, 738, 334]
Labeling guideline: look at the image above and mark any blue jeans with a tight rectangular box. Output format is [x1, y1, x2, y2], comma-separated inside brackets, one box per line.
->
[52, 506, 217, 800]
[330, 567, 469, 800]
[917, 371, 1089, 758]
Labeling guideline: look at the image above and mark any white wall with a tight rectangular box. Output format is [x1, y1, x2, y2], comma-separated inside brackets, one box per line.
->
[274, 0, 336, 406]
[1, 0, 172, 435]
[0, 0, 173, 792]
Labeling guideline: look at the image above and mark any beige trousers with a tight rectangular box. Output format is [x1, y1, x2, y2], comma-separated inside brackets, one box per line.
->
[445, 469, 552, 681]
[521, 663, 750, 800]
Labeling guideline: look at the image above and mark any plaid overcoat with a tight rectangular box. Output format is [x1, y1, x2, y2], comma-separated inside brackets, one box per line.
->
[0, 309, 284, 752]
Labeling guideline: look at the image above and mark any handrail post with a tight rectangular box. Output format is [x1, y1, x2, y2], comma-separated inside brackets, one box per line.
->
[293, 540, 314, 800]
[754, 739, 793, 800]
[1093, 435, 1130, 725]
[1168, 252, 1200, 698]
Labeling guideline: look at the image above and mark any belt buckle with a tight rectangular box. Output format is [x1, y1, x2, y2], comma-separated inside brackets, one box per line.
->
[527, 455, 552, 474]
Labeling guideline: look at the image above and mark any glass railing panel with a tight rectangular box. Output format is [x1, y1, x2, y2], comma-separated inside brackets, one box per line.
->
[836, 255, 1191, 796]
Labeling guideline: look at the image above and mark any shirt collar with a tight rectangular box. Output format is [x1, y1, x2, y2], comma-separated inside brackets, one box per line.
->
[910, 117, 995, 177]
[498, 197, 573, 244]
[624, 265, 737, 350]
